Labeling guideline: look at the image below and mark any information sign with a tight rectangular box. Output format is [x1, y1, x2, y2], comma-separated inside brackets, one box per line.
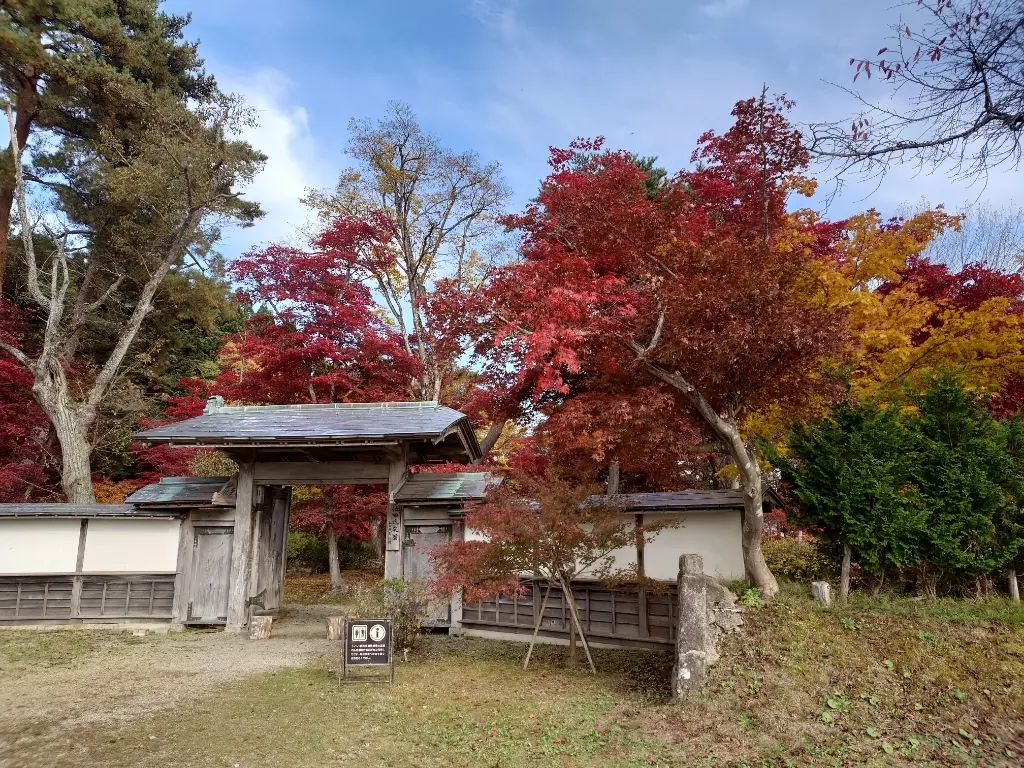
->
[340, 618, 393, 684]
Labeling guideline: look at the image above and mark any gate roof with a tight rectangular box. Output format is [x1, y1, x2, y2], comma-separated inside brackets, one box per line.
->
[133, 399, 481, 463]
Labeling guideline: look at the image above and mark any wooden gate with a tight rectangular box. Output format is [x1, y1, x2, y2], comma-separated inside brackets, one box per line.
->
[403, 524, 452, 625]
[461, 579, 677, 650]
[187, 526, 233, 624]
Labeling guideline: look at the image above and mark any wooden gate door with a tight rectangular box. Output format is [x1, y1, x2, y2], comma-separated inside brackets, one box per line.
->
[187, 527, 234, 624]
[403, 524, 451, 625]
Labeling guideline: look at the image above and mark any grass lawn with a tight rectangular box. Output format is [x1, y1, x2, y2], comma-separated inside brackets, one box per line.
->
[29, 583, 1024, 768]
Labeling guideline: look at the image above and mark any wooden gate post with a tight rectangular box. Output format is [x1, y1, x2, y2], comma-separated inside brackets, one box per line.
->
[383, 446, 408, 580]
[226, 461, 256, 632]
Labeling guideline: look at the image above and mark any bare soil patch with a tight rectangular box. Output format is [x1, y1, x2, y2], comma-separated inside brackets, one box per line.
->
[0, 604, 336, 767]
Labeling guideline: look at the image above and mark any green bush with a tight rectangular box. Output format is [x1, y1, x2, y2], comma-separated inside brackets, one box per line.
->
[287, 531, 329, 573]
[763, 538, 835, 582]
[350, 579, 438, 651]
[287, 532, 377, 574]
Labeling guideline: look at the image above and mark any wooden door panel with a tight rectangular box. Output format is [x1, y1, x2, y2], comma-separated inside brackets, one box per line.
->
[188, 527, 233, 623]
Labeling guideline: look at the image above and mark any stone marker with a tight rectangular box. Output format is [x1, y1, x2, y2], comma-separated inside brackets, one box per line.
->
[249, 615, 272, 640]
[811, 581, 832, 606]
[672, 553, 709, 699]
[327, 616, 345, 640]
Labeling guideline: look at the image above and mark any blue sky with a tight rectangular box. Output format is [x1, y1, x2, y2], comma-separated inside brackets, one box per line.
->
[164, 0, 1021, 260]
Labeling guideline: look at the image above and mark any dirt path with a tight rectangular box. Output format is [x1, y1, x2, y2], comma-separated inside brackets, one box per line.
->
[0, 604, 337, 766]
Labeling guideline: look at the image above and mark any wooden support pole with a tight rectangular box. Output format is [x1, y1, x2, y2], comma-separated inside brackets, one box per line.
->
[226, 461, 256, 632]
[383, 446, 408, 580]
[523, 582, 553, 670]
[70, 519, 88, 619]
[559, 575, 597, 674]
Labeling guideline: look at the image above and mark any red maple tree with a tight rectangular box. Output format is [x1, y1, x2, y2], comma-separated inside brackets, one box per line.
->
[211, 221, 421, 404]
[483, 97, 848, 597]
[0, 301, 59, 501]
[290, 485, 388, 591]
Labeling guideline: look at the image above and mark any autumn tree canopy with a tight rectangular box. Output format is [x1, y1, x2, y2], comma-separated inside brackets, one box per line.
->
[481, 97, 849, 597]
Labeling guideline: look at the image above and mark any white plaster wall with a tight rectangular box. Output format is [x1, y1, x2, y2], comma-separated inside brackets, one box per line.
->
[641, 512, 745, 582]
[0, 519, 81, 574]
[463, 511, 744, 582]
[82, 519, 181, 573]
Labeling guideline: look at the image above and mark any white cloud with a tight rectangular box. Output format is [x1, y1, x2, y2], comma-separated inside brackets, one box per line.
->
[700, 0, 748, 17]
[214, 68, 326, 257]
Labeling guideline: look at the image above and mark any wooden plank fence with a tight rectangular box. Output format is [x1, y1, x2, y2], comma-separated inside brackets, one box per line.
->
[462, 579, 677, 650]
[0, 574, 175, 622]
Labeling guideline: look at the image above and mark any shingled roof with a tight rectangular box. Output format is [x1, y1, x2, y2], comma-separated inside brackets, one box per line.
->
[395, 472, 495, 504]
[0, 504, 183, 518]
[587, 489, 783, 513]
[125, 476, 231, 507]
[133, 399, 481, 462]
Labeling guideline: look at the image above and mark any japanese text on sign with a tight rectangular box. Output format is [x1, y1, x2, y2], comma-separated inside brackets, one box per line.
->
[345, 619, 392, 666]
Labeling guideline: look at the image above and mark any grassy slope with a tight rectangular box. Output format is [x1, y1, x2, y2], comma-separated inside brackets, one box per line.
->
[18, 585, 1024, 768]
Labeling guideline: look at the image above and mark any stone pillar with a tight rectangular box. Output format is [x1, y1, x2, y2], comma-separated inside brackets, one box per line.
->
[672, 553, 708, 698]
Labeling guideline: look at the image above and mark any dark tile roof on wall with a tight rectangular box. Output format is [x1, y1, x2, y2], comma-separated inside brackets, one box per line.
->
[0, 504, 183, 518]
[132, 400, 481, 461]
[395, 472, 495, 504]
[587, 489, 783, 512]
[125, 476, 231, 507]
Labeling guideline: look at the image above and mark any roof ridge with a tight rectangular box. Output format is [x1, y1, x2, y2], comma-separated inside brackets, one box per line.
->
[206, 400, 442, 415]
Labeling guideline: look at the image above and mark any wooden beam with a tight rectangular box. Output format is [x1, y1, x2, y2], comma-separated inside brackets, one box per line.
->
[169, 516, 193, 630]
[226, 462, 256, 631]
[383, 446, 408, 580]
[252, 461, 390, 485]
[69, 520, 88, 619]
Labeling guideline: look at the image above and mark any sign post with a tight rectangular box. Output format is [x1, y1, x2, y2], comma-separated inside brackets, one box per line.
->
[340, 618, 394, 685]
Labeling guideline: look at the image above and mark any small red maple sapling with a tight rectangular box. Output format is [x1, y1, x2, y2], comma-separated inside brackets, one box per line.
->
[431, 466, 664, 672]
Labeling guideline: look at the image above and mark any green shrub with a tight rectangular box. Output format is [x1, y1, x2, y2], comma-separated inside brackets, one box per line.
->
[350, 579, 438, 651]
[287, 532, 377, 573]
[763, 538, 835, 582]
[287, 531, 329, 573]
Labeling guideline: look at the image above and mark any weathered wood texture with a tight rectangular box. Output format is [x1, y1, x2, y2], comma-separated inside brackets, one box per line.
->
[327, 616, 345, 640]
[0, 575, 175, 620]
[226, 462, 256, 631]
[249, 615, 272, 640]
[462, 579, 678, 649]
[383, 448, 409, 580]
[811, 581, 832, 606]
[188, 526, 234, 623]
[256, 486, 290, 612]
[253, 462, 389, 485]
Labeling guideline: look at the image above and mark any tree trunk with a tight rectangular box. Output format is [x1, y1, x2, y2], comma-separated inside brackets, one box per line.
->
[636, 360, 778, 599]
[475, 420, 506, 461]
[369, 518, 385, 564]
[35, 377, 96, 504]
[606, 458, 620, 496]
[735, 452, 778, 598]
[327, 528, 343, 593]
[0, 79, 39, 287]
[839, 543, 851, 605]
[1010, 570, 1020, 602]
